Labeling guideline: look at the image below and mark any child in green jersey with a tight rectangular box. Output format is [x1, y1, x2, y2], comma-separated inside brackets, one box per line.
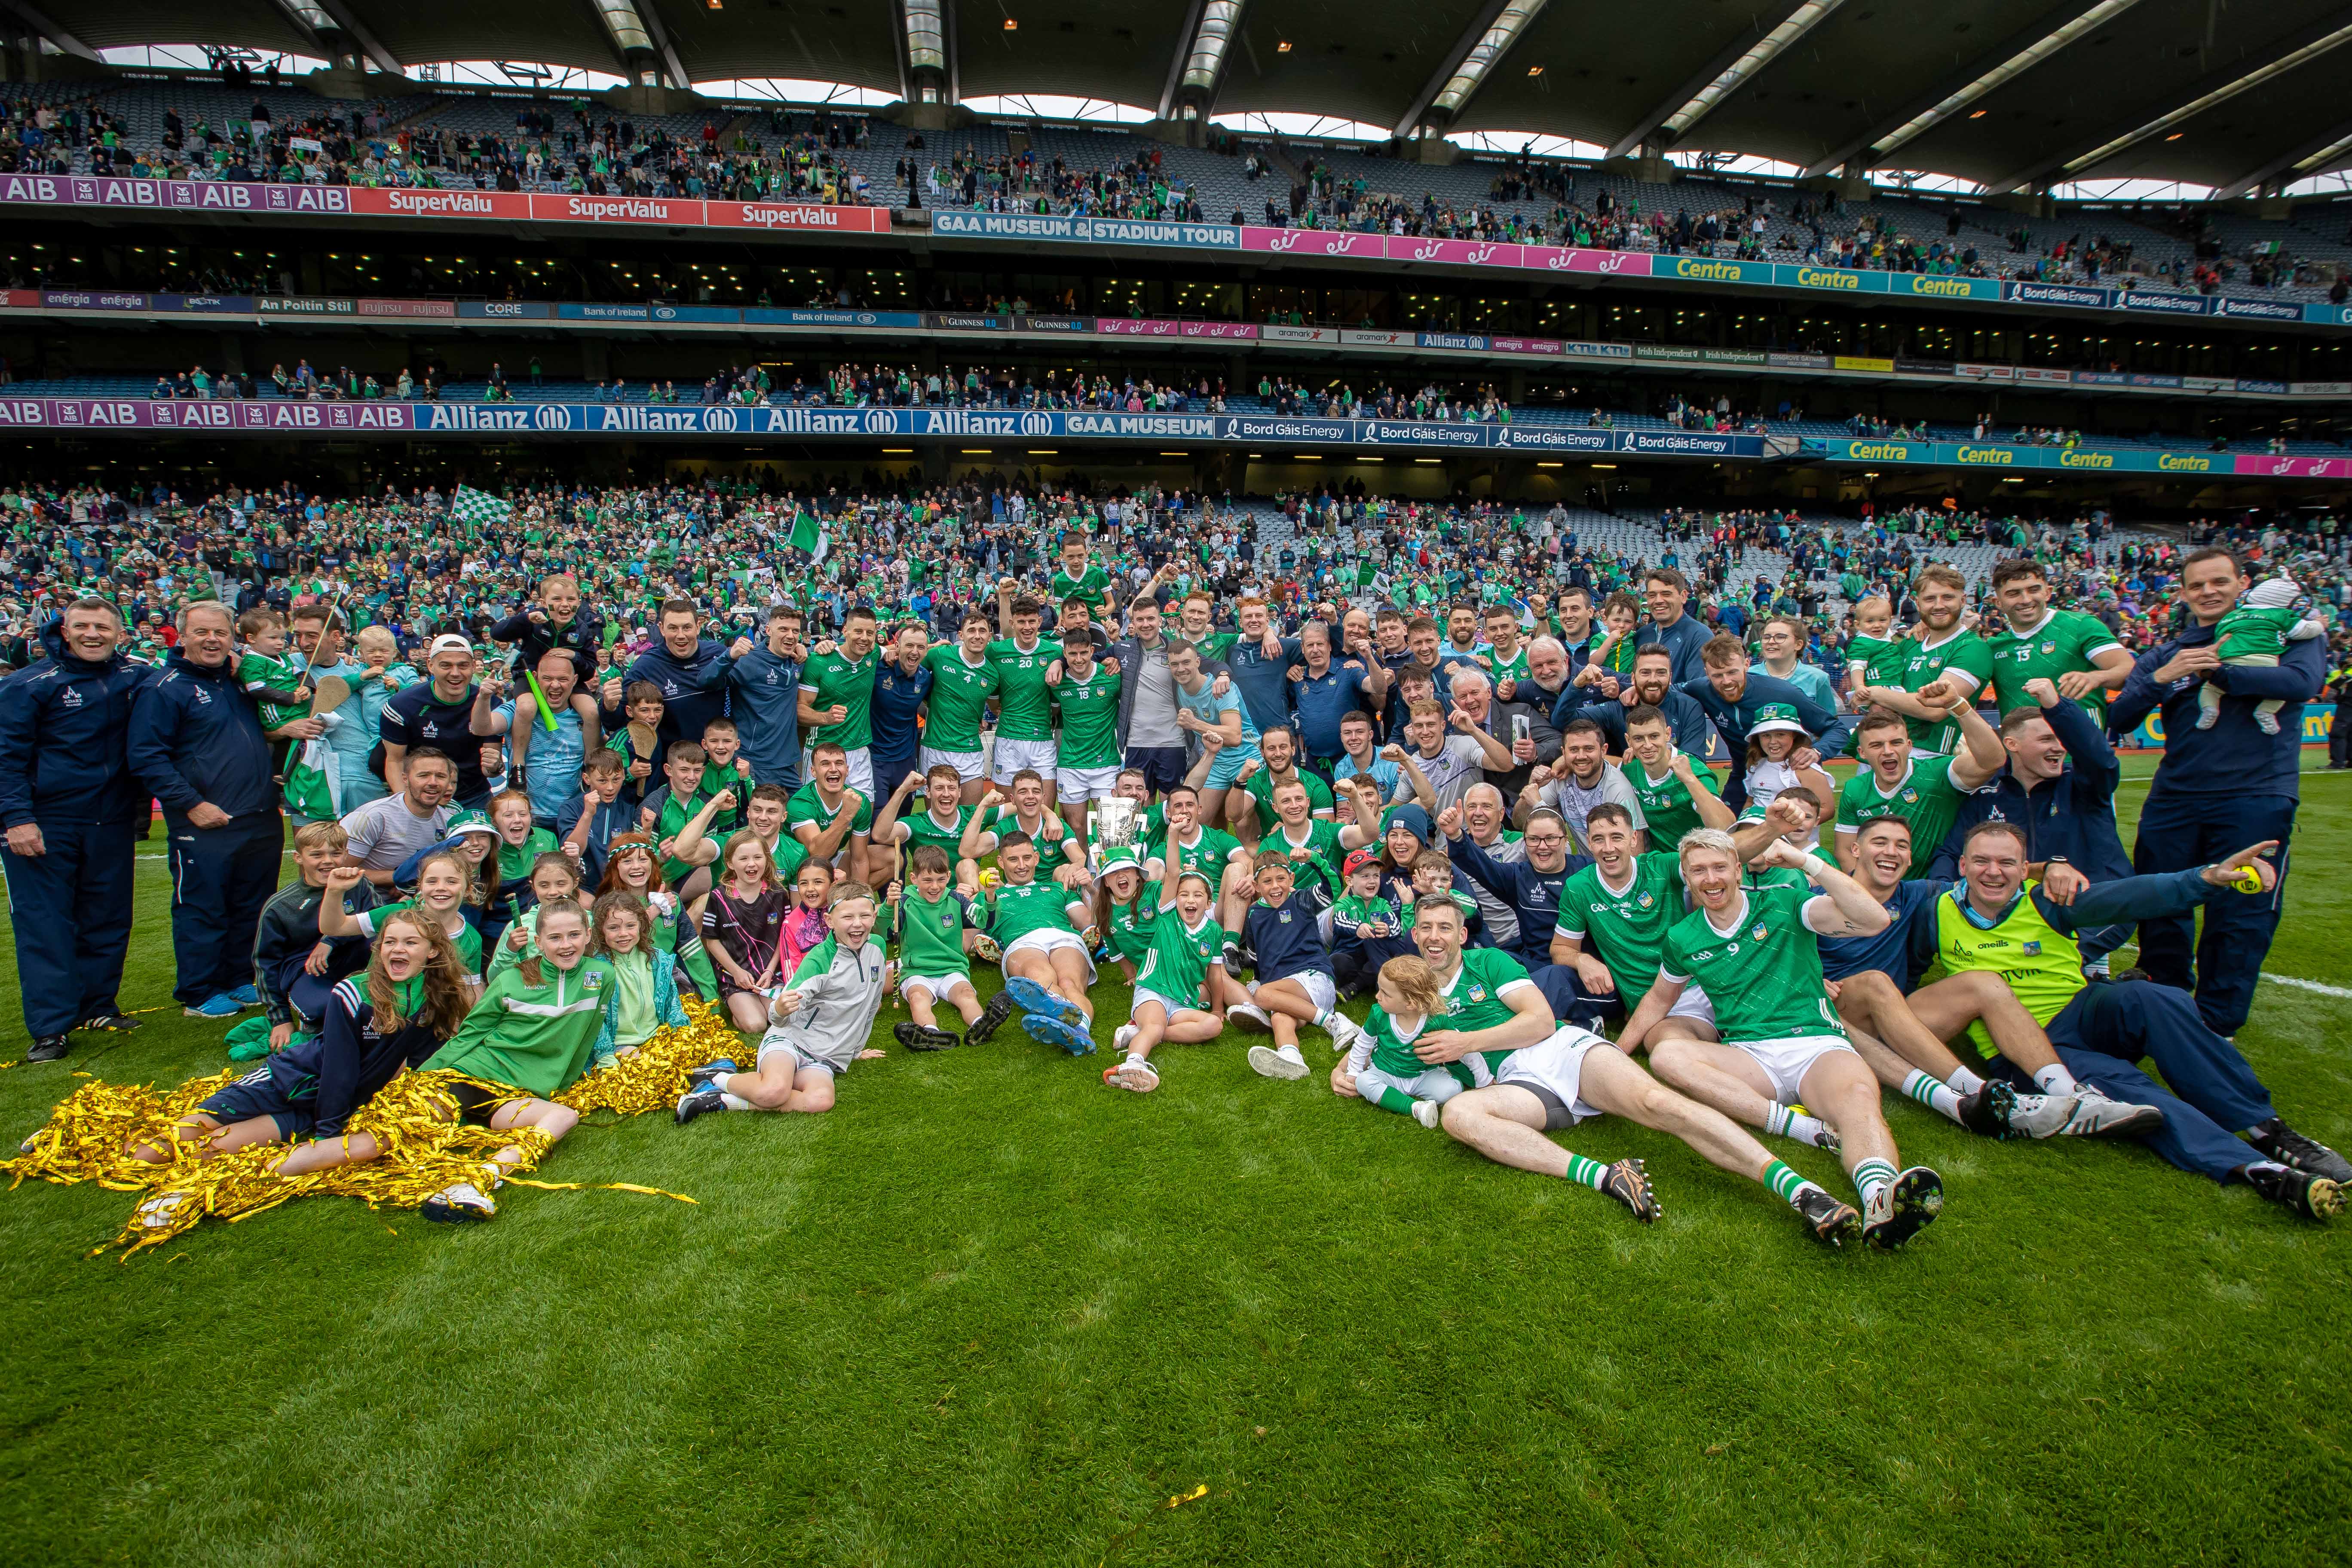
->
[320, 854, 486, 995]
[1330, 847, 1403, 994]
[587, 889, 689, 1070]
[1590, 592, 1642, 680]
[488, 853, 587, 980]
[235, 606, 313, 731]
[888, 845, 985, 1050]
[1105, 867, 1229, 1095]
[1343, 954, 1486, 1128]
[1842, 597, 1903, 709]
[2202, 573, 2325, 734]
[1088, 848, 1161, 983]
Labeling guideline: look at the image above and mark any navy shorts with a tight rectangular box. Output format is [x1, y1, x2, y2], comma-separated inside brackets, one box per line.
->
[1123, 744, 1188, 796]
[198, 1066, 314, 1141]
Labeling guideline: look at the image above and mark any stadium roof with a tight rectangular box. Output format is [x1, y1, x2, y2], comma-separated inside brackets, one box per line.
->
[45, 0, 2352, 198]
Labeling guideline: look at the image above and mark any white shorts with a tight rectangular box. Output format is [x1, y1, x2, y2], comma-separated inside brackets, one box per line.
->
[1257, 968, 1336, 1015]
[1133, 984, 1201, 1018]
[1057, 762, 1122, 802]
[754, 1035, 844, 1078]
[1730, 1032, 1859, 1102]
[1497, 1024, 1610, 1126]
[1002, 926, 1097, 983]
[1667, 984, 1715, 1026]
[992, 736, 1059, 784]
[898, 971, 974, 1004]
[921, 745, 985, 782]
[803, 745, 875, 797]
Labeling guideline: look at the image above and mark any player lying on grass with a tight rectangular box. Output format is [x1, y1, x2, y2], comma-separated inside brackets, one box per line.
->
[889, 845, 987, 1052]
[1621, 830, 1945, 1250]
[676, 880, 891, 1122]
[1348, 897, 1866, 1244]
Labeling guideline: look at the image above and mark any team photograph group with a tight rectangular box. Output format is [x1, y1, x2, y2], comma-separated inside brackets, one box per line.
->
[5, 500, 2345, 1254]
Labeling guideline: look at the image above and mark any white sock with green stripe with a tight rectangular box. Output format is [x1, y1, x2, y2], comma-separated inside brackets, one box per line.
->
[1850, 1158, 1899, 1209]
[1948, 1065, 1987, 1095]
[1902, 1070, 1965, 1124]
[1764, 1100, 1835, 1148]
[1311, 1005, 1334, 1027]
[1762, 1158, 1826, 1210]
[2034, 1063, 2081, 1096]
[1563, 1154, 1612, 1190]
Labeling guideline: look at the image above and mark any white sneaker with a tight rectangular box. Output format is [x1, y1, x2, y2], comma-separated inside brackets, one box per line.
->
[422, 1180, 497, 1223]
[1248, 1044, 1309, 1080]
[1411, 1099, 1442, 1129]
[1112, 1023, 1138, 1054]
[1226, 1003, 1273, 1034]
[1103, 1057, 1160, 1093]
[1326, 1014, 1369, 1055]
[2060, 1089, 2167, 1138]
[2002, 1091, 2081, 1139]
[135, 1190, 192, 1230]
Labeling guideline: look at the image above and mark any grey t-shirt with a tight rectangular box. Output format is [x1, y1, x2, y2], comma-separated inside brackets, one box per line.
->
[1540, 763, 1646, 853]
[1394, 735, 1491, 814]
[340, 794, 453, 871]
[1126, 640, 1186, 749]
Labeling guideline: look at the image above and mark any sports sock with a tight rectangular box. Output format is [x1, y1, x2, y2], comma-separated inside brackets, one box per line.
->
[1371, 1084, 1421, 1116]
[2245, 1159, 2291, 1178]
[1276, 1042, 1305, 1065]
[1563, 1154, 1612, 1190]
[710, 1072, 732, 1094]
[2034, 1063, 2082, 1096]
[1850, 1157, 1898, 1209]
[1311, 1005, 1333, 1027]
[1761, 1158, 1809, 1204]
[1947, 1065, 1987, 1095]
[1902, 1069, 1965, 1124]
[1764, 1100, 1834, 1148]
[720, 1093, 753, 1112]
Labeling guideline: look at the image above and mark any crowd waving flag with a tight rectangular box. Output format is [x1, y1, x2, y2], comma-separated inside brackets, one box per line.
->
[786, 510, 830, 563]
[450, 485, 514, 527]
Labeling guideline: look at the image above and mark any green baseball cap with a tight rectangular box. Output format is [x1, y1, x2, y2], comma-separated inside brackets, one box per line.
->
[446, 809, 499, 839]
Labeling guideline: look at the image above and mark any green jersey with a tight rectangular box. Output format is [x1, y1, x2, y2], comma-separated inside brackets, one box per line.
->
[1135, 905, 1226, 1005]
[987, 636, 1063, 742]
[1626, 756, 1720, 853]
[1191, 630, 1240, 662]
[895, 887, 974, 977]
[425, 954, 615, 1097]
[1360, 1004, 1474, 1088]
[1259, 817, 1348, 900]
[650, 780, 742, 882]
[1332, 892, 1401, 940]
[1844, 632, 1906, 685]
[897, 801, 974, 861]
[496, 827, 559, 885]
[1485, 644, 1530, 684]
[1985, 609, 2124, 720]
[800, 647, 879, 751]
[1048, 563, 1113, 612]
[1433, 946, 1538, 1076]
[1103, 882, 1164, 964]
[1556, 853, 1687, 1003]
[1162, 824, 1241, 886]
[980, 805, 1071, 856]
[1053, 666, 1123, 768]
[1895, 627, 1994, 755]
[787, 782, 873, 842]
[984, 877, 1081, 944]
[1660, 883, 1844, 1046]
[1836, 754, 1969, 879]
[769, 832, 810, 886]
[921, 645, 998, 753]
[1243, 766, 1336, 832]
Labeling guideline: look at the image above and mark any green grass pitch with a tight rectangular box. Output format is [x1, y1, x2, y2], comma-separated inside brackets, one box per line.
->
[3, 754, 2350, 1567]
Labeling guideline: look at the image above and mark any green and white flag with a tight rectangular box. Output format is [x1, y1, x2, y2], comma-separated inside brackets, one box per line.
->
[450, 486, 513, 527]
[785, 510, 829, 563]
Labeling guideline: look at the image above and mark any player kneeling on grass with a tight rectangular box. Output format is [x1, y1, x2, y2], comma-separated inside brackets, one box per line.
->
[1229, 851, 1370, 1080]
[1624, 830, 1943, 1250]
[891, 845, 986, 1052]
[1106, 868, 1229, 1094]
[410, 898, 611, 1223]
[676, 881, 891, 1122]
[966, 830, 1100, 1054]
[125, 911, 474, 1229]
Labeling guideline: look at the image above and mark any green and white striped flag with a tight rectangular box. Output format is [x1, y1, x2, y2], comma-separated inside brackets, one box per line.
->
[785, 510, 829, 563]
[450, 485, 513, 527]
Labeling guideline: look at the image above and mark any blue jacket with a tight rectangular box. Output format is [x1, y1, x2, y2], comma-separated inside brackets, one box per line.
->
[0, 620, 153, 828]
[870, 657, 934, 775]
[1446, 831, 1588, 968]
[126, 648, 277, 821]
[723, 645, 803, 786]
[626, 638, 736, 758]
[1931, 694, 2128, 883]
[2108, 621, 2324, 800]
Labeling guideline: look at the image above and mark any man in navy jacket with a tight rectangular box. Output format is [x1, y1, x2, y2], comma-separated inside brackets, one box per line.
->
[607, 597, 737, 764]
[2108, 548, 2324, 1035]
[0, 600, 153, 1060]
[128, 601, 283, 1018]
[1681, 633, 1844, 809]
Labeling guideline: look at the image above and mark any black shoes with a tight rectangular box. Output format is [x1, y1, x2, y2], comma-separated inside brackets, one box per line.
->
[2245, 1162, 2344, 1221]
[1599, 1158, 1660, 1223]
[893, 1022, 961, 1052]
[1795, 1185, 1862, 1247]
[1957, 1080, 2018, 1139]
[1865, 1167, 1944, 1250]
[24, 1035, 67, 1063]
[74, 1014, 140, 1034]
[2246, 1118, 2352, 1185]
[967, 989, 1019, 1046]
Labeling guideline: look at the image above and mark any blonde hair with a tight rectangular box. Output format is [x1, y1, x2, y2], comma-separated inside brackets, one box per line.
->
[1378, 954, 1445, 1017]
[293, 819, 349, 854]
